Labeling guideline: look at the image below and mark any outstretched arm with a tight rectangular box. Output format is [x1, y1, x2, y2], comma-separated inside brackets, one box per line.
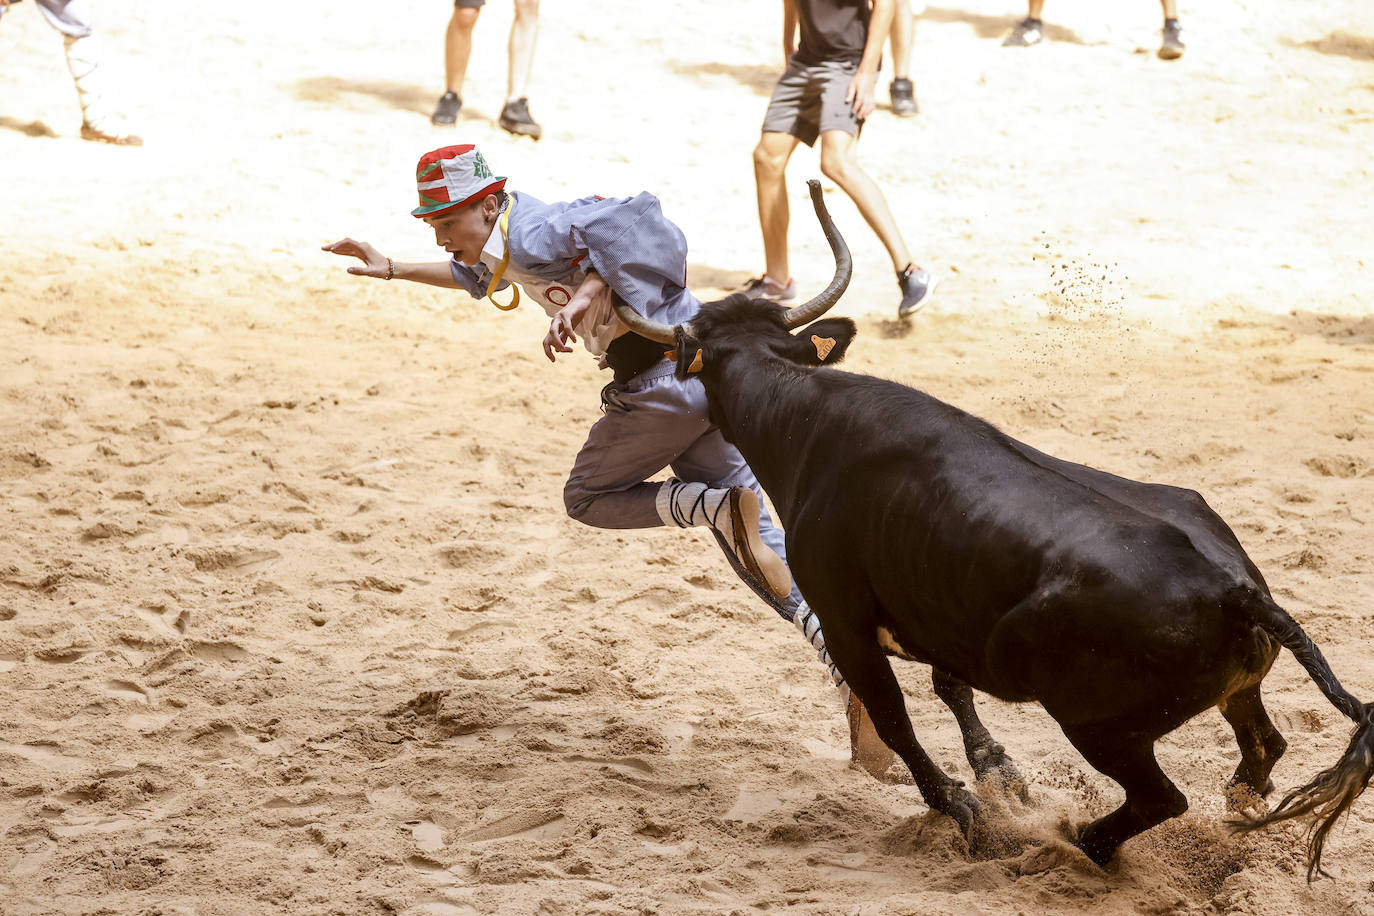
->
[322, 238, 459, 289]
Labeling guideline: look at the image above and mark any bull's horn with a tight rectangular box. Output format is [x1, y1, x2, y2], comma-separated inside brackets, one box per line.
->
[610, 292, 676, 345]
[782, 179, 852, 330]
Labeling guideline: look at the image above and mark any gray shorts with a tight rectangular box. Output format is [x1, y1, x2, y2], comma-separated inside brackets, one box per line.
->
[455, 0, 485, 8]
[761, 57, 863, 147]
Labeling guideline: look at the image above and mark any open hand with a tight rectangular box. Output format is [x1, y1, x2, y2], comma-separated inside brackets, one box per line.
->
[322, 238, 390, 278]
[845, 70, 879, 121]
[542, 298, 592, 362]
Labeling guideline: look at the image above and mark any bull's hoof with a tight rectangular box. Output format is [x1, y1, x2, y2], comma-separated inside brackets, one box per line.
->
[1074, 835, 1117, 868]
[1223, 776, 1272, 814]
[970, 742, 1032, 804]
[930, 783, 982, 847]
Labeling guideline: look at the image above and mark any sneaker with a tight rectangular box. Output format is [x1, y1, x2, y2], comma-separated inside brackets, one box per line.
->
[889, 78, 918, 117]
[431, 91, 462, 126]
[1158, 19, 1186, 60]
[897, 265, 937, 318]
[80, 122, 143, 146]
[1002, 16, 1044, 47]
[714, 487, 791, 599]
[498, 97, 542, 140]
[739, 275, 799, 306]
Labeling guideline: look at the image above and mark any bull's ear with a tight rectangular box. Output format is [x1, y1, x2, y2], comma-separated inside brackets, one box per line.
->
[673, 330, 705, 380]
[791, 317, 857, 366]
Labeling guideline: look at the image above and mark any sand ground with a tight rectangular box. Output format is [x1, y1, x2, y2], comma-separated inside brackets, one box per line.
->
[2, 0, 1373, 913]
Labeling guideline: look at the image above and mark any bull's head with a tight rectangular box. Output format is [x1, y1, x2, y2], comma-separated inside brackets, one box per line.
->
[612, 180, 857, 380]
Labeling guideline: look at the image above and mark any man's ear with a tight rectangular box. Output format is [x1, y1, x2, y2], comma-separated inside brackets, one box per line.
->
[790, 317, 857, 366]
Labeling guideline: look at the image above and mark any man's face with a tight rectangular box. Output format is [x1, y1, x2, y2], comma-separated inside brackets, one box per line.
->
[425, 195, 498, 265]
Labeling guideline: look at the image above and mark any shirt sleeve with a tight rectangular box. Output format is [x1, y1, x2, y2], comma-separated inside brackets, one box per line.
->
[449, 258, 489, 299]
[509, 193, 689, 322]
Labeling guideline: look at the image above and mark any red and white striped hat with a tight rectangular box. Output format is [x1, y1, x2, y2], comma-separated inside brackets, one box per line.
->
[411, 144, 507, 219]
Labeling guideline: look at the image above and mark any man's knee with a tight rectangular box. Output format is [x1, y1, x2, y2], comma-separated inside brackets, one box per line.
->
[564, 480, 595, 525]
[753, 140, 790, 179]
[818, 143, 856, 184]
[513, 0, 539, 21]
[450, 7, 480, 32]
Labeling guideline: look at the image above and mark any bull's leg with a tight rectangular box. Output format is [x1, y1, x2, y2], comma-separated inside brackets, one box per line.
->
[931, 668, 1030, 801]
[1217, 684, 1287, 804]
[1060, 726, 1188, 866]
[824, 625, 981, 843]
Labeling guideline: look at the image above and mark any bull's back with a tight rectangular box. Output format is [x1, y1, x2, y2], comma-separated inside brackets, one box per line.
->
[774, 371, 1268, 699]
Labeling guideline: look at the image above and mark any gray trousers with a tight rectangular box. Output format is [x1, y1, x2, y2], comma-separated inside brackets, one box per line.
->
[564, 360, 803, 618]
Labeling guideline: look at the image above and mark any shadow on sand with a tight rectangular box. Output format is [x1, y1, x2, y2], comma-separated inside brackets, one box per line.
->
[919, 6, 1084, 45]
[1285, 31, 1374, 62]
[0, 117, 59, 138]
[293, 76, 441, 117]
[1280, 311, 1374, 347]
[687, 263, 755, 296]
[666, 62, 781, 98]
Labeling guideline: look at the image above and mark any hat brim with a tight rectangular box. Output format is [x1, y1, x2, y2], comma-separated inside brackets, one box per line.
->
[411, 178, 507, 219]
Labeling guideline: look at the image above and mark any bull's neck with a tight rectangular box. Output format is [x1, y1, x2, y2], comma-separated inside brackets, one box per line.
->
[703, 356, 815, 517]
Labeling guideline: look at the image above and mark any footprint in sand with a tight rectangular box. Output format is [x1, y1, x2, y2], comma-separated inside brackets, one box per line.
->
[133, 603, 190, 635]
[566, 755, 655, 779]
[1303, 454, 1369, 478]
[102, 679, 151, 704]
[723, 788, 789, 823]
[186, 640, 249, 663]
[459, 808, 566, 843]
[184, 546, 282, 575]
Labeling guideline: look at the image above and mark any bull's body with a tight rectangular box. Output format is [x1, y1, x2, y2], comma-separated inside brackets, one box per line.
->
[684, 298, 1370, 870]
[612, 184, 1372, 873]
[730, 355, 1277, 733]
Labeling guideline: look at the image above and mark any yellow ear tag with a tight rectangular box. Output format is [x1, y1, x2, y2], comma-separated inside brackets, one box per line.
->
[484, 203, 521, 311]
[811, 335, 836, 360]
[687, 350, 704, 373]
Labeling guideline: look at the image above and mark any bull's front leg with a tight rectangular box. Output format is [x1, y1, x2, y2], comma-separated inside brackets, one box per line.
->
[823, 616, 982, 844]
[931, 668, 1031, 802]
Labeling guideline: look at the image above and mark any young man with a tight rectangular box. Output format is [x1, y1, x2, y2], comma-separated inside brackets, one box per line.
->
[430, 0, 542, 140]
[746, 0, 935, 320]
[0, 0, 141, 145]
[324, 145, 894, 776]
[1002, 0, 1185, 60]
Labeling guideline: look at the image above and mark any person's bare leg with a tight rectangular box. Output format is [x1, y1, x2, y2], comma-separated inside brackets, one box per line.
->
[890, 0, 913, 80]
[443, 7, 480, 96]
[753, 131, 802, 285]
[507, 0, 539, 100]
[888, 0, 918, 115]
[497, 0, 542, 137]
[1158, 0, 1184, 59]
[818, 130, 911, 272]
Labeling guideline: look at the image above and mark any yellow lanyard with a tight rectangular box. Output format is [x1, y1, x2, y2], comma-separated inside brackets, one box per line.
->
[484, 202, 521, 311]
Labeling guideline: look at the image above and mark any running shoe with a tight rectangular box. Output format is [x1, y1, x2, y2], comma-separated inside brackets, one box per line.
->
[1002, 17, 1045, 47]
[431, 91, 461, 126]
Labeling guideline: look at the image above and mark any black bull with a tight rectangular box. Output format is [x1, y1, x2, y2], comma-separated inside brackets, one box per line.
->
[612, 182, 1374, 876]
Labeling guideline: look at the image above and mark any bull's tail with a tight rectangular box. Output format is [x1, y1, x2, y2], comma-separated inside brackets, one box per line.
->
[1231, 588, 1374, 880]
